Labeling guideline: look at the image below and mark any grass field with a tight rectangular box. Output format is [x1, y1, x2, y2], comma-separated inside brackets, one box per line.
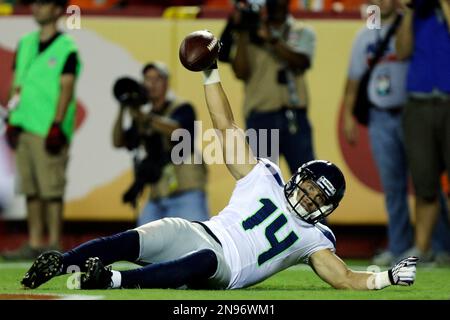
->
[1, 261, 449, 300]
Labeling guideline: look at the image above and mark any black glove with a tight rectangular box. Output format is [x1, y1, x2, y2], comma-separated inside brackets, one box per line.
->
[388, 256, 418, 286]
[45, 122, 67, 155]
[5, 123, 22, 150]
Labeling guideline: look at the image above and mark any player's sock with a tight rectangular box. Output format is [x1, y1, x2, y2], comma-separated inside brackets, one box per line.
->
[111, 270, 122, 289]
[61, 230, 140, 273]
[120, 249, 218, 289]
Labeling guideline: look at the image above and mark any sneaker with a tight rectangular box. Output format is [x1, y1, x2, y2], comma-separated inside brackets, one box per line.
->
[434, 252, 450, 266]
[1, 243, 44, 261]
[371, 250, 394, 266]
[80, 257, 112, 290]
[21, 251, 63, 289]
[400, 247, 434, 266]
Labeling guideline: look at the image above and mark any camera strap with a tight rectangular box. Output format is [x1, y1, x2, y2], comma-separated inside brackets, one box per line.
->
[285, 69, 301, 107]
[368, 14, 403, 71]
[280, 21, 303, 109]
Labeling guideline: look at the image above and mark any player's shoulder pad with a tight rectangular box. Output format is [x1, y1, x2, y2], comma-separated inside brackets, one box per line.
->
[257, 158, 285, 187]
[315, 222, 336, 249]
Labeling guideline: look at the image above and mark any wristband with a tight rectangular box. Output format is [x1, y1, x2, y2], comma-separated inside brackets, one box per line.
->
[203, 69, 221, 85]
[373, 271, 391, 290]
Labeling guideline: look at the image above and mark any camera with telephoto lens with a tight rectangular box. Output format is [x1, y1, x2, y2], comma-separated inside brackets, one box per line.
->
[113, 77, 148, 108]
[233, 0, 263, 31]
[232, 0, 285, 44]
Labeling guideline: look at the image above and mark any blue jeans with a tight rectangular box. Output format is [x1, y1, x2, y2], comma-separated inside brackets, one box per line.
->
[137, 190, 209, 226]
[368, 108, 413, 255]
[369, 108, 450, 255]
[246, 108, 315, 174]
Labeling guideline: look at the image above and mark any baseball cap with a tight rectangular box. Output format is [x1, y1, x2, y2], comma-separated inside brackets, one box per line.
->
[142, 61, 170, 79]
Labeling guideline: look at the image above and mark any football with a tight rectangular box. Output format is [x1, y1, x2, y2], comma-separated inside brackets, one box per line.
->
[179, 30, 219, 72]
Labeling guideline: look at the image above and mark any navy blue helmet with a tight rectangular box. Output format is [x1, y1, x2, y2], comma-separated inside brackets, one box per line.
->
[284, 160, 346, 224]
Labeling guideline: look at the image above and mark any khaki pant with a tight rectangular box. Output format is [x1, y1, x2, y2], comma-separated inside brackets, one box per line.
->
[403, 97, 450, 199]
[16, 132, 69, 198]
[134, 217, 231, 289]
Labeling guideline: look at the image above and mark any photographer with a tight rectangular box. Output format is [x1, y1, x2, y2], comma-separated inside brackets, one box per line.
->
[396, 0, 450, 264]
[112, 62, 209, 226]
[219, 0, 316, 173]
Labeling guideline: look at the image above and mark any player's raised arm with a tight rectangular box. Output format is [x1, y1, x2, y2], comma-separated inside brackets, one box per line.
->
[309, 249, 418, 290]
[202, 68, 256, 180]
[180, 31, 256, 180]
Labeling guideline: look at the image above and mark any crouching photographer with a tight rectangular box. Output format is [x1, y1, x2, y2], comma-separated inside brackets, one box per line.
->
[112, 62, 209, 226]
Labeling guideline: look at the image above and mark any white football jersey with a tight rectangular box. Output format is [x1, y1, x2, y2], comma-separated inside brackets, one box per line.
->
[203, 159, 336, 289]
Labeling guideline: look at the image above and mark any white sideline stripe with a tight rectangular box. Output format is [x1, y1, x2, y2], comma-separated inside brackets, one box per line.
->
[59, 294, 104, 300]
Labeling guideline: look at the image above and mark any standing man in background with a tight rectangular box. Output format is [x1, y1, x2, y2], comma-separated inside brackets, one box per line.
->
[342, 0, 412, 266]
[219, 0, 316, 174]
[2, 0, 82, 260]
[112, 62, 209, 226]
[396, 0, 450, 264]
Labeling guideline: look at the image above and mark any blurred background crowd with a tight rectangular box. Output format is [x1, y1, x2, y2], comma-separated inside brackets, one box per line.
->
[0, 0, 373, 12]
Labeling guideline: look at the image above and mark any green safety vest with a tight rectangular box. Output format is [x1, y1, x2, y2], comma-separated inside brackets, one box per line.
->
[10, 31, 82, 140]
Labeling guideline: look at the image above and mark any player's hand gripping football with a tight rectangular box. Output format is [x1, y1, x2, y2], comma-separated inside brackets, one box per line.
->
[179, 30, 220, 72]
[388, 256, 418, 286]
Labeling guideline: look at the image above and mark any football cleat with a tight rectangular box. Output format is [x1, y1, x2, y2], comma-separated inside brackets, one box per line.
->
[21, 251, 63, 289]
[80, 257, 113, 289]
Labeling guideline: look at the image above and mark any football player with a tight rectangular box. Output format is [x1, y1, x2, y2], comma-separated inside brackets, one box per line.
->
[21, 60, 417, 291]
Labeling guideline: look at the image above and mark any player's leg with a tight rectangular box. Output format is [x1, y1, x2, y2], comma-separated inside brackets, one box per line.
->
[81, 248, 218, 289]
[62, 229, 140, 270]
[81, 218, 230, 289]
[21, 229, 140, 289]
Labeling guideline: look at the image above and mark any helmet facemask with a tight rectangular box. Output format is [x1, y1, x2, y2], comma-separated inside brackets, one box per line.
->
[284, 168, 335, 224]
